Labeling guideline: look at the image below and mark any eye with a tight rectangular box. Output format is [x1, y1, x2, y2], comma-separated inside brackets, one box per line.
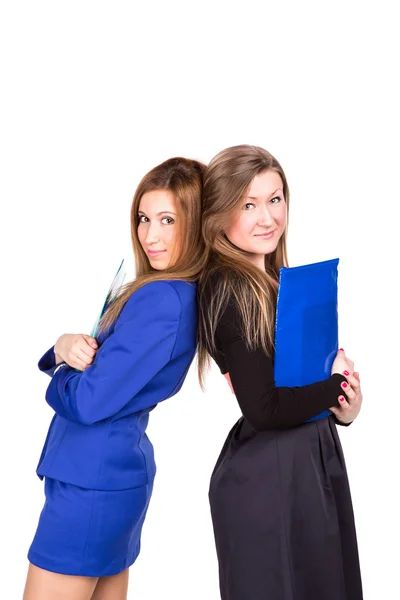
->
[270, 196, 282, 204]
[243, 202, 256, 210]
[161, 217, 175, 225]
[138, 214, 149, 223]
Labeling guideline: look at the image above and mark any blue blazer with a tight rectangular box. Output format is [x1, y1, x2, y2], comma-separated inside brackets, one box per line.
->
[36, 280, 197, 491]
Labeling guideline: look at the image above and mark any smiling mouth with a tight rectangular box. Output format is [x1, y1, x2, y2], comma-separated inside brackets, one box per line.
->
[254, 230, 276, 237]
[147, 249, 166, 255]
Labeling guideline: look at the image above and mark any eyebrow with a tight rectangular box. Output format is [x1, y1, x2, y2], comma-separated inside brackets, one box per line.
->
[138, 211, 177, 216]
[246, 187, 283, 200]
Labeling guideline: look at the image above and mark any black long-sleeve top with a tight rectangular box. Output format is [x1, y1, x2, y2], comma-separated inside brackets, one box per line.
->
[202, 276, 348, 431]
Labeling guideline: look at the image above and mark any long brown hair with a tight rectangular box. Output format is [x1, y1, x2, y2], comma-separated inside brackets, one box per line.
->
[99, 157, 206, 332]
[198, 145, 290, 388]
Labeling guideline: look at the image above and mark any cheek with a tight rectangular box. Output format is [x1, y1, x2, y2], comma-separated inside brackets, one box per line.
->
[226, 214, 249, 241]
[277, 205, 287, 228]
[235, 214, 256, 239]
[164, 227, 177, 248]
[137, 225, 145, 246]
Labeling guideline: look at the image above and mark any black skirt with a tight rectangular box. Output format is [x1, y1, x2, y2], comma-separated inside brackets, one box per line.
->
[209, 415, 363, 600]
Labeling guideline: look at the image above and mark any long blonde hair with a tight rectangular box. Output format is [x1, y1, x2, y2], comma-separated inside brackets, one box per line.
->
[99, 157, 206, 332]
[198, 145, 290, 388]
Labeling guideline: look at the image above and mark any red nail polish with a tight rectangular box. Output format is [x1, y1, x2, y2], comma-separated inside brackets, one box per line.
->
[339, 396, 345, 402]
[343, 370, 349, 376]
[339, 348, 345, 351]
[342, 382, 348, 388]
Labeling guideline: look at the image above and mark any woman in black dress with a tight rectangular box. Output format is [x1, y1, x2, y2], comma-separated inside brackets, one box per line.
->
[198, 145, 363, 600]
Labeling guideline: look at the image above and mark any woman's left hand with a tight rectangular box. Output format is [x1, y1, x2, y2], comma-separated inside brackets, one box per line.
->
[330, 372, 363, 424]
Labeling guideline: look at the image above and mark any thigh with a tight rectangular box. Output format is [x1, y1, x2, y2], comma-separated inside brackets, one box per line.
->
[91, 570, 129, 600]
[23, 563, 98, 600]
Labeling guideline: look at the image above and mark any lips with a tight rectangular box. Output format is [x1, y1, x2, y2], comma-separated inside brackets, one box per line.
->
[147, 249, 166, 256]
[254, 230, 276, 238]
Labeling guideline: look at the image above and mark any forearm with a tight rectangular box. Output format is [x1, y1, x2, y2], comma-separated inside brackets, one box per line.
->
[236, 374, 346, 431]
[223, 339, 347, 431]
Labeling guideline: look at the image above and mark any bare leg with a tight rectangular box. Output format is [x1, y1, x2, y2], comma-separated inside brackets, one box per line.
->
[23, 563, 98, 600]
[91, 570, 129, 600]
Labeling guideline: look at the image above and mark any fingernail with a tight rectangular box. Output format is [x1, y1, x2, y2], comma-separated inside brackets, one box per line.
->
[339, 396, 345, 402]
[341, 382, 348, 388]
[339, 348, 345, 351]
[343, 370, 349, 376]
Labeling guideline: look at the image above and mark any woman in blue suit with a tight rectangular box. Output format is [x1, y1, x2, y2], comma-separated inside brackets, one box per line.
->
[23, 157, 205, 600]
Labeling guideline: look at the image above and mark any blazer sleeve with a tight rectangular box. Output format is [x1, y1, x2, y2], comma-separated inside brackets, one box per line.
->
[44, 281, 181, 425]
[38, 346, 59, 376]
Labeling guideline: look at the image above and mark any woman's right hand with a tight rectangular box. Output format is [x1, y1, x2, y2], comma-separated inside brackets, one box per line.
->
[54, 334, 98, 371]
[331, 348, 354, 376]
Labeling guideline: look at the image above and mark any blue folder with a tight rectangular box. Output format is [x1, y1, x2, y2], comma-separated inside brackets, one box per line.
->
[90, 258, 126, 338]
[274, 258, 339, 421]
[74, 259, 126, 372]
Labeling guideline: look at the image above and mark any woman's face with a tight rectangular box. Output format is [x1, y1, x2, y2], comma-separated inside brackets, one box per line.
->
[225, 170, 287, 264]
[138, 189, 178, 270]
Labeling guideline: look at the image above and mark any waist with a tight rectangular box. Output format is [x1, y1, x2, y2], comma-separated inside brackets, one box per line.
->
[36, 413, 156, 490]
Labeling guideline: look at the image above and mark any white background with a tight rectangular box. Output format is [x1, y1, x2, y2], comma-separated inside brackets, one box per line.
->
[1, 1, 399, 598]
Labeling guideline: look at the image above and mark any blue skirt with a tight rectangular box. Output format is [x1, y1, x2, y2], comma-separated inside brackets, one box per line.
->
[28, 477, 153, 577]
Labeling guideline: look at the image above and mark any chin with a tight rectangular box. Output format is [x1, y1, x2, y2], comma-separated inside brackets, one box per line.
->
[150, 259, 169, 271]
[249, 242, 279, 254]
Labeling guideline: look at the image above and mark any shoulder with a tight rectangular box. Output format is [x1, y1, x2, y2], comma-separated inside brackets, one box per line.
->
[199, 268, 240, 313]
[199, 269, 224, 304]
[119, 281, 183, 325]
[165, 279, 197, 307]
[199, 269, 244, 339]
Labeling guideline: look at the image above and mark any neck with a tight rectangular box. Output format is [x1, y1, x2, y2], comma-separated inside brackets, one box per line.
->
[248, 253, 266, 272]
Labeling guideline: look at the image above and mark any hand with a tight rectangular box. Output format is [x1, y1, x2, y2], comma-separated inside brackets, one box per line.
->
[331, 348, 354, 376]
[330, 371, 363, 424]
[54, 334, 98, 371]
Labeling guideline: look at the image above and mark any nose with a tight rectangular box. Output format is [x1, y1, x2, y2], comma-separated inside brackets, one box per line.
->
[257, 204, 274, 227]
[145, 223, 161, 245]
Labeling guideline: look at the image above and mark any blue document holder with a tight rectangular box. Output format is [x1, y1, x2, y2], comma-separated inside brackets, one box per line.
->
[74, 259, 126, 372]
[90, 258, 126, 338]
[274, 258, 339, 422]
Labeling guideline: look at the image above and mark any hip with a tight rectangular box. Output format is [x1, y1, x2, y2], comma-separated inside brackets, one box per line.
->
[210, 415, 346, 492]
